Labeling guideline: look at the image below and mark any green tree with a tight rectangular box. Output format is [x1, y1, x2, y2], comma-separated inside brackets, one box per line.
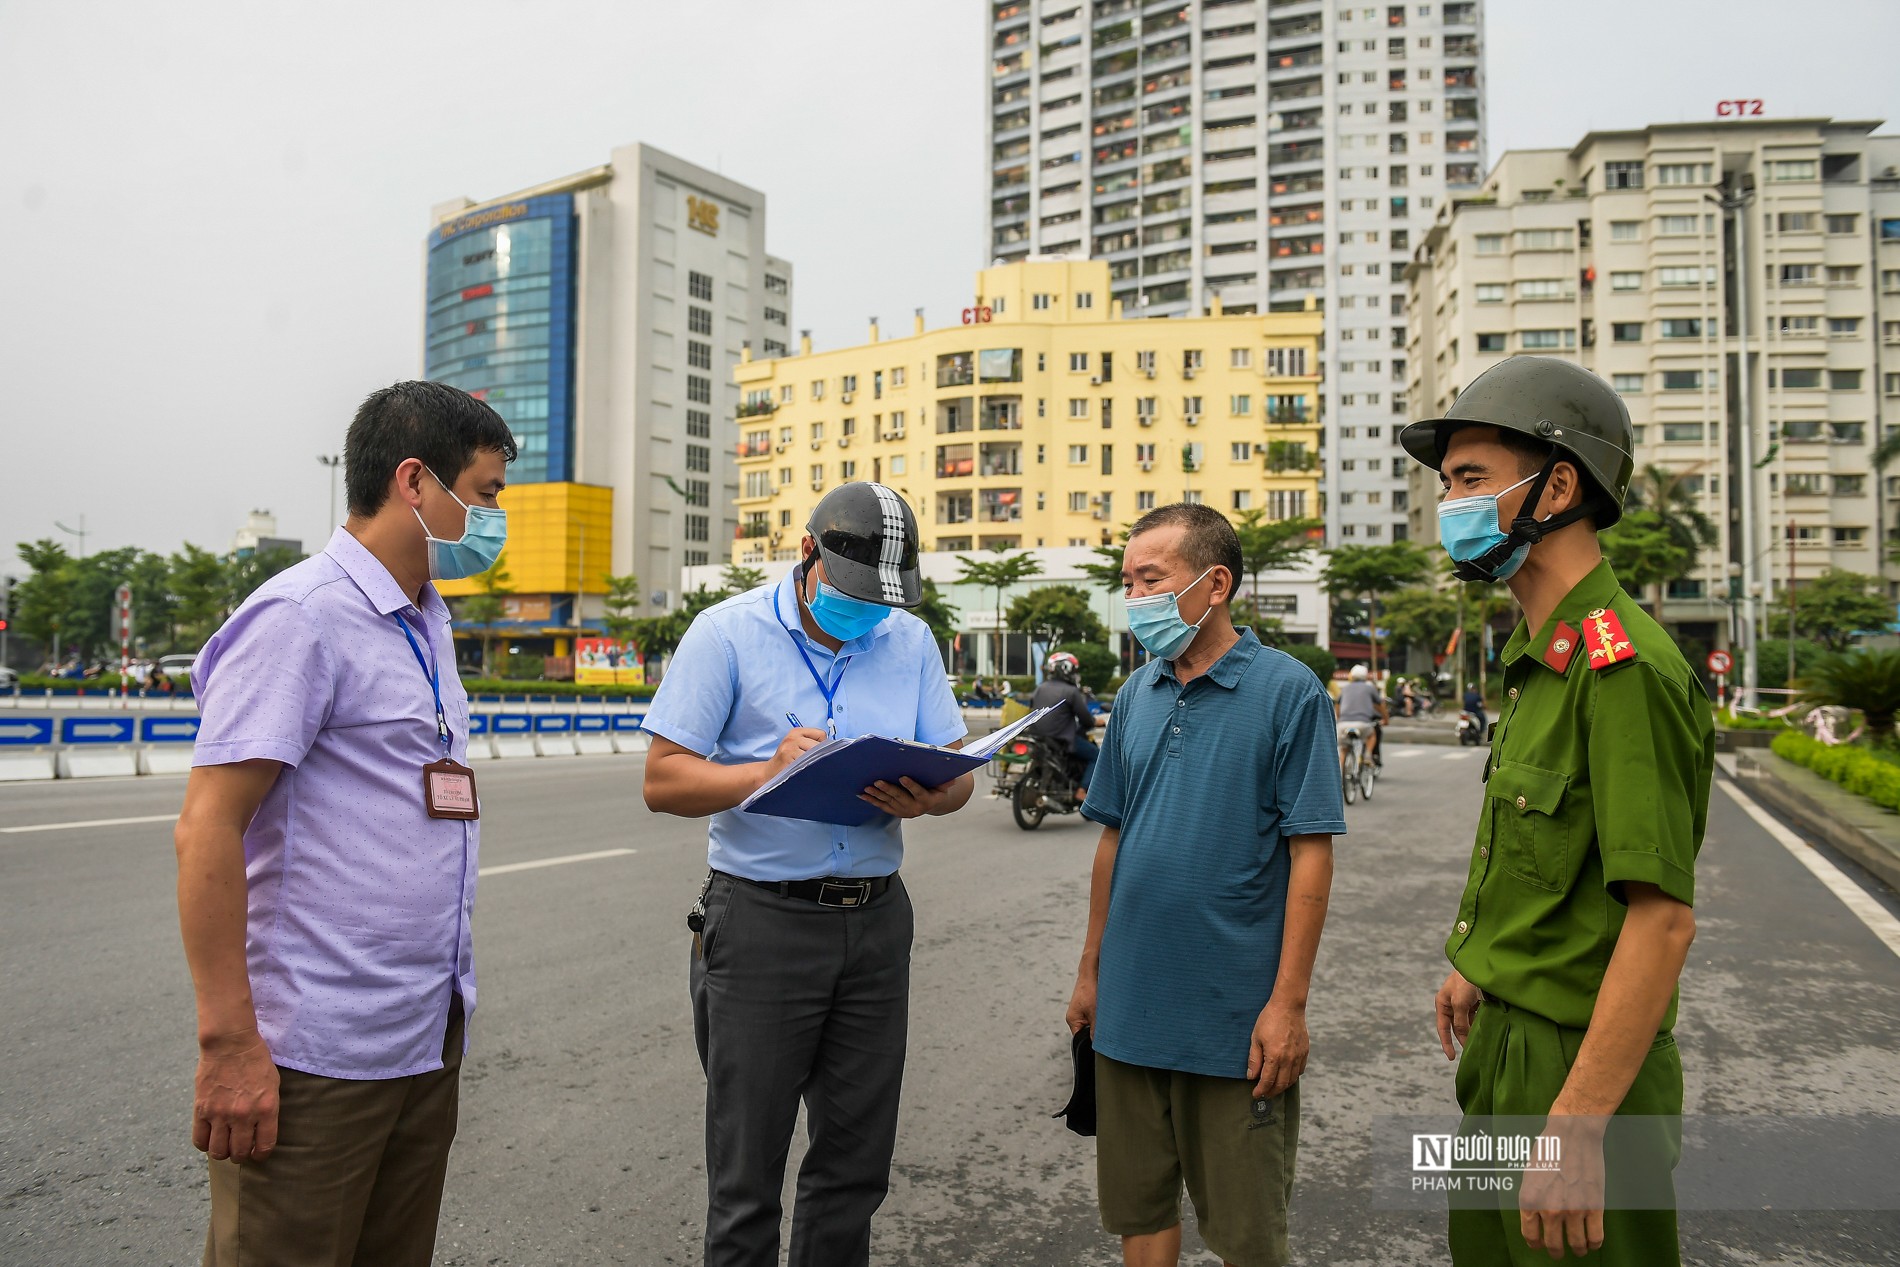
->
[1621, 465, 1717, 614]
[458, 552, 513, 677]
[630, 584, 734, 677]
[601, 573, 642, 647]
[66, 546, 142, 660]
[1768, 568, 1894, 652]
[721, 564, 767, 593]
[1321, 542, 1434, 675]
[955, 546, 1043, 667]
[1007, 584, 1108, 648]
[1800, 649, 1900, 739]
[1380, 585, 1460, 664]
[1228, 596, 1289, 646]
[1280, 642, 1337, 683]
[12, 539, 78, 666]
[1233, 510, 1322, 600]
[913, 578, 960, 647]
[1601, 511, 1693, 607]
[229, 547, 304, 610]
[167, 544, 231, 651]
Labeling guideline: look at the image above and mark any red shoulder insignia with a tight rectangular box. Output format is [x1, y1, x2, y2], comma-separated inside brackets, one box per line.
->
[1542, 620, 1582, 674]
[1583, 607, 1638, 670]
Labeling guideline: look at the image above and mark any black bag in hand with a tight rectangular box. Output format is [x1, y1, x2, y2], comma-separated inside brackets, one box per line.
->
[1053, 1027, 1096, 1137]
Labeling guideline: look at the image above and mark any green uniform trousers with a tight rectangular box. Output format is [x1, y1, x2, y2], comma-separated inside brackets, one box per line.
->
[1449, 997, 1683, 1267]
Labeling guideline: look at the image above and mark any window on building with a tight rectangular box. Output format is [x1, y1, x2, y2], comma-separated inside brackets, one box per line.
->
[1604, 161, 1644, 189]
[1068, 398, 1088, 418]
[1658, 266, 1713, 287]
[1660, 370, 1702, 391]
[1827, 265, 1861, 285]
[687, 340, 712, 370]
[687, 375, 711, 404]
[688, 306, 713, 335]
[1612, 373, 1644, 394]
[1654, 162, 1712, 185]
[1474, 233, 1504, 255]
[1609, 220, 1641, 241]
[688, 271, 713, 301]
[1768, 159, 1818, 182]
[1476, 332, 1505, 353]
[1659, 318, 1702, 339]
[1830, 369, 1864, 391]
[686, 408, 711, 438]
[1474, 283, 1505, 304]
[1034, 293, 1053, 310]
[1612, 322, 1643, 342]
[1069, 352, 1089, 371]
[1660, 422, 1705, 443]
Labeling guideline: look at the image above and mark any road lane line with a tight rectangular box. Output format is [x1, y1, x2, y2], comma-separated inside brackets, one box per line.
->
[479, 848, 636, 877]
[1392, 749, 1423, 758]
[1440, 751, 1472, 760]
[0, 813, 178, 835]
[1718, 780, 1900, 960]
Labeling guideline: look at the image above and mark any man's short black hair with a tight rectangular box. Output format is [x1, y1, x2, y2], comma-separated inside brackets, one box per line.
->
[344, 381, 517, 517]
[1127, 502, 1242, 593]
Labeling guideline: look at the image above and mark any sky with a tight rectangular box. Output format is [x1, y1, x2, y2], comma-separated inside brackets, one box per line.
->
[4, 0, 1899, 579]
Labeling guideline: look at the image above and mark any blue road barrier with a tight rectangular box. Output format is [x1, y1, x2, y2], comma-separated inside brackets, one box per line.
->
[610, 713, 648, 733]
[469, 715, 490, 735]
[575, 715, 611, 733]
[139, 717, 201, 743]
[533, 714, 574, 734]
[0, 718, 54, 746]
[61, 717, 135, 744]
[490, 714, 533, 735]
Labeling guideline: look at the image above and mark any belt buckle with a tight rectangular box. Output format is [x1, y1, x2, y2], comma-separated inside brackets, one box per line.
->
[818, 879, 871, 908]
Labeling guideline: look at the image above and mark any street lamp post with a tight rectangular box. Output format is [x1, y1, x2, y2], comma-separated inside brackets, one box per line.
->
[53, 515, 87, 559]
[1708, 186, 1760, 710]
[318, 455, 343, 531]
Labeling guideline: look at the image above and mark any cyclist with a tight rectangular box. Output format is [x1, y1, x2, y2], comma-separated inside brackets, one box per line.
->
[1029, 651, 1098, 797]
[1336, 663, 1387, 777]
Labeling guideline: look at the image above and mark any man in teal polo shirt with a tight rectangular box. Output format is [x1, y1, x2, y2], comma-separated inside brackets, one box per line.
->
[1065, 503, 1345, 1267]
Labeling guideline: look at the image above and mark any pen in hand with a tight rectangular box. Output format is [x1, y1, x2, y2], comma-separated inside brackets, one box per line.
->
[786, 712, 803, 729]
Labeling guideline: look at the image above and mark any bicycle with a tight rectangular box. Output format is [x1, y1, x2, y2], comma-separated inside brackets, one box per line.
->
[1339, 726, 1376, 805]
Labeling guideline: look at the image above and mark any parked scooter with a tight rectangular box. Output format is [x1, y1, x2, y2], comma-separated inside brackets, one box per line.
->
[1456, 710, 1486, 747]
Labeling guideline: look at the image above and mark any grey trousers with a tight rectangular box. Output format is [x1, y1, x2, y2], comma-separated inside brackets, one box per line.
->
[690, 872, 913, 1267]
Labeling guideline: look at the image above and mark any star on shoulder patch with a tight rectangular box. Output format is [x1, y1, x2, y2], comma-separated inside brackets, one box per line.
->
[1584, 607, 1638, 670]
[1542, 620, 1582, 674]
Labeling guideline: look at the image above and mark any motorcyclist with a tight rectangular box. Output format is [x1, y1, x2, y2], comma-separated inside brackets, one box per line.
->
[1029, 652, 1098, 797]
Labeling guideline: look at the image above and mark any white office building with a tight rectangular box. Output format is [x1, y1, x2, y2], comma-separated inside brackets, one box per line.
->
[427, 142, 793, 625]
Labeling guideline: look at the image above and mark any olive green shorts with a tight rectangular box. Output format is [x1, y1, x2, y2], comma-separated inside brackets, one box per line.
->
[1095, 1052, 1300, 1267]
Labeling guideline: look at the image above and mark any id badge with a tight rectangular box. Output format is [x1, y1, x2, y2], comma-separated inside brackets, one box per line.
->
[423, 758, 480, 820]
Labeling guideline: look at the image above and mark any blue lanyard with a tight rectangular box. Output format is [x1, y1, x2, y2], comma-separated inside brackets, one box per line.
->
[393, 615, 451, 752]
[773, 586, 851, 738]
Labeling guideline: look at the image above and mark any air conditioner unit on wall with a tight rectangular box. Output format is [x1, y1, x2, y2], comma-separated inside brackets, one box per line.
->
[842, 392, 854, 403]
[839, 437, 850, 447]
[1139, 459, 1154, 471]
[811, 440, 823, 450]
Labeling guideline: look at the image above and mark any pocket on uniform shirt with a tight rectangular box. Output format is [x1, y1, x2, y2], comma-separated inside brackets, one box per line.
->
[1483, 761, 1573, 891]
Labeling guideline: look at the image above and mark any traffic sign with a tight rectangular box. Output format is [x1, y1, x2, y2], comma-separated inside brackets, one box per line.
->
[1707, 649, 1733, 675]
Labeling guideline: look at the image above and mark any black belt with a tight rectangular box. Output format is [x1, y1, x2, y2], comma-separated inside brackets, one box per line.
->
[718, 870, 895, 908]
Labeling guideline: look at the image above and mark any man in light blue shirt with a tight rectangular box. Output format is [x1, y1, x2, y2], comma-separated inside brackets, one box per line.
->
[643, 482, 970, 1267]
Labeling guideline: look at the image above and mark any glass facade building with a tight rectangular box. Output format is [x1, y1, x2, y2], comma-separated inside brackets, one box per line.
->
[425, 194, 577, 483]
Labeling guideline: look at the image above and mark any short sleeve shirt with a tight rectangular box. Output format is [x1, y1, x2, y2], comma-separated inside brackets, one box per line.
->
[642, 571, 966, 881]
[1337, 679, 1384, 723]
[1447, 561, 1715, 1031]
[1081, 629, 1348, 1078]
[190, 528, 477, 1080]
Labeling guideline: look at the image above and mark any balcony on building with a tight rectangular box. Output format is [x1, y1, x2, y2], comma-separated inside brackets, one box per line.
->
[980, 440, 1023, 477]
[937, 443, 975, 480]
[981, 397, 1023, 431]
[937, 397, 975, 436]
[937, 353, 975, 390]
[979, 488, 1024, 523]
[1267, 14, 1323, 43]
[1444, 65, 1478, 90]
[1268, 43, 1323, 72]
[938, 491, 975, 526]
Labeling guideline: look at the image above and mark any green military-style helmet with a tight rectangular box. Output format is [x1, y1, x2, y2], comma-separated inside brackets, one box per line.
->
[1398, 356, 1637, 529]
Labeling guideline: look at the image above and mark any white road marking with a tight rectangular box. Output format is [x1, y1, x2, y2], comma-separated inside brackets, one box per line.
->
[0, 813, 177, 835]
[1440, 750, 1474, 760]
[479, 848, 636, 877]
[1718, 780, 1900, 961]
[1392, 749, 1423, 759]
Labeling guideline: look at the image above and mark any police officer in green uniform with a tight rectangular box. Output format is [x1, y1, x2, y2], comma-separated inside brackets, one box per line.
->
[1400, 357, 1716, 1264]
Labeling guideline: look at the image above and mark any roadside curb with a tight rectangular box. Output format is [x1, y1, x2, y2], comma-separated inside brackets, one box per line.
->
[1732, 749, 1900, 893]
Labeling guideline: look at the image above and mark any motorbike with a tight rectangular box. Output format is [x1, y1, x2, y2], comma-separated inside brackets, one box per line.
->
[1456, 710, 1486, 747]
[989, 732, 1085, 830]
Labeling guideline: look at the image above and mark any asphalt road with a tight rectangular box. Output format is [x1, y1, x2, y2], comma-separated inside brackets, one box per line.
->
[3, 748, 1898, 1266]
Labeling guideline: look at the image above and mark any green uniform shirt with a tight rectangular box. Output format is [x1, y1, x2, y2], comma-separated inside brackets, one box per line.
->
[1447, 560, 1715, 1031]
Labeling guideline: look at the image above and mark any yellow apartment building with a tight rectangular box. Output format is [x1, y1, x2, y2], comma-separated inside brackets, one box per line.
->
[730, 258, 1323, 562]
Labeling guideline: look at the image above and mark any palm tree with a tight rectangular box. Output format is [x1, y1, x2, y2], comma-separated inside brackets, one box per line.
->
[1621, 463, 1718, 617]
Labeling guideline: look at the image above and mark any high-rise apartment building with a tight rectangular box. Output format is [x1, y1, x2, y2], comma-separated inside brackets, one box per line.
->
[985, 0, 1486, 545]
[1405, 118, 1900, 668]
[730, 257, 1323, 558]
[425, 143, 791, 660]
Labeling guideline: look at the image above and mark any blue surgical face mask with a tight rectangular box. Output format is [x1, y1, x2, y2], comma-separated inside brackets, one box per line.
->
[1125, 566, 1216, 661]
[414, 470, 508, 581]
[1437, 472, 1538, 583]
[806, 572, 890, 642]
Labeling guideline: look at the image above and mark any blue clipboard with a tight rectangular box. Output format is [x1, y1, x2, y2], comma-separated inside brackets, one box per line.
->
[740, 706, 1056, 827]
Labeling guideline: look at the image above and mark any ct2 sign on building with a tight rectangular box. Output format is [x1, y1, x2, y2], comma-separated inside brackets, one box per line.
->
[1716, 99, 1765, 117]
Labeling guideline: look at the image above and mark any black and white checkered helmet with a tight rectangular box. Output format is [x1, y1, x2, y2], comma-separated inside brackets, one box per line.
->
[806, 482, 922, 608]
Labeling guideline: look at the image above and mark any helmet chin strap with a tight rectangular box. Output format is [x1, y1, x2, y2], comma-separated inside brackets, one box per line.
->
[1450, 457, 1595, 583]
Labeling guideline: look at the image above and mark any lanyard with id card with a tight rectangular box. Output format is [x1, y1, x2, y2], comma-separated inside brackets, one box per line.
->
[394, 614, 480, 821]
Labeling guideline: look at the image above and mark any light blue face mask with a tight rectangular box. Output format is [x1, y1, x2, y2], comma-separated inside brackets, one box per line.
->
[1125, 567, 1215, 661]
[414, 470, 508, 581]
[1437, 471, 1538, 583]
[806, 575, 890, 642]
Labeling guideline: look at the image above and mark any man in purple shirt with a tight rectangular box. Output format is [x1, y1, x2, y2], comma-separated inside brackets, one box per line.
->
[174, 381, 513, 1266]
